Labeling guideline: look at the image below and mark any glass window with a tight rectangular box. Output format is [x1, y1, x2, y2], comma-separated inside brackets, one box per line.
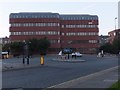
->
[62, 33, 64, 36]
[58, 32, 60, 35]
[66, 25, 68, 28]
[43, 23, 46, 26]
[57, 23, 60, 26]
[66, 33, 69, 36]
[38, 23, 41, 26]
[61, 25, 64, 28]
[53, 32, 56, 35]
[25, 32, 28, 35]
[84, 32, 87, 35]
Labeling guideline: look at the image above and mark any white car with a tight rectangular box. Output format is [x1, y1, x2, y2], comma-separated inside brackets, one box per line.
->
[75, 52, 82, 57]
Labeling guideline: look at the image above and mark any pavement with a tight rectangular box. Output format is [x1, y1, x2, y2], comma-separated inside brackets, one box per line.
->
[1, 54, 119, 89]
[2, 55, 86, 72]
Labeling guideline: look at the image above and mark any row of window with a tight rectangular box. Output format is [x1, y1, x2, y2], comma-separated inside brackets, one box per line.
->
[10, 14, 97, 20]
[66, 32, 98, 36]
[11, 23, 60, 27]
[77, 48, 97, 51]
[48, 48, 97, 52]
[50, 40, 60, 44]
[62, 25, 98, 28]
[61, 16, 98, 20]
[10, 23, 98, 29]
[66, 40, 97, 44]
[49, 40, 97, 44]
[11, 23, 98, 28]
[10, 31, 60, 35]
[89, 40, 98, 43]
[10, 31, 98, 36]
[10, 15, 59, 18]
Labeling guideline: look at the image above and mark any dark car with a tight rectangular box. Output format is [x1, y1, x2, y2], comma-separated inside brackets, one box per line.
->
[62, 48, 73, 54]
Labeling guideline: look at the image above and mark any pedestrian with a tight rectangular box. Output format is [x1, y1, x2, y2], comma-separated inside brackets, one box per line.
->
[74, 52, 77, 59]
[101, 50, 104, 57]
[72, 52, 75, 58]
[58, 50, 62, 59]
[97, 52, 101, 57]
[72, 52, 76, 59]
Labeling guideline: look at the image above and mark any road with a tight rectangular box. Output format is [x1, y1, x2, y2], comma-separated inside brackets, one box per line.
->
[2, 54, 118, 89]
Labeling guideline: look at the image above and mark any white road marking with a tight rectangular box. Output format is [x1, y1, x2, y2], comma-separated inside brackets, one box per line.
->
[103, 79, 118, 82]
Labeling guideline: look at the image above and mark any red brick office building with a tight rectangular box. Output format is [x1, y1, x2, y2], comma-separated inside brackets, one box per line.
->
[108, 29, 120, 44]
[9, 12, 99, 54]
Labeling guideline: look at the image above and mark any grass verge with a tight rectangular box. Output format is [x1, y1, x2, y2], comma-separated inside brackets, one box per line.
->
[108, 80, 120, 90]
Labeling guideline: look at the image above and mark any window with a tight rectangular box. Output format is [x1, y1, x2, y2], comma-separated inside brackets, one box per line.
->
[58, 40, 60, 43]
[66, 33, 69, 36]
[61, 25, 64, 28]
[58, 32, 60, 35]
[57, 23, 60, 26]
[62, 33, 65, 36]
[89, 40, 97, 43]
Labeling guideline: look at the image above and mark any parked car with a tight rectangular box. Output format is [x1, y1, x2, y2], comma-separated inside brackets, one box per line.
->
[62, 48, 73, 54]
[75, 52, 82, 57]
[1, 51, 8, 59]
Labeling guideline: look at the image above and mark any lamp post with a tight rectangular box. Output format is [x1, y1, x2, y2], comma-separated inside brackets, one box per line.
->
[23, 40, 25, 64]
[67, 41, 72, 59]
[23, 40, 30, 65]
[115, 17, 117, 30]
[25, 43, 29, 65]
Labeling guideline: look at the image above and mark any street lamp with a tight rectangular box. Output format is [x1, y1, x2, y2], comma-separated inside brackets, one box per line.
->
[22, 40, 25, 64]
[67, 41, 72, 59]
[23, 40, 30, 65]
[115, 17, 117, 30]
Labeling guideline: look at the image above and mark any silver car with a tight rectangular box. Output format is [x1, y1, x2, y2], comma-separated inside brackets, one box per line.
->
[75, 52, 82, 57]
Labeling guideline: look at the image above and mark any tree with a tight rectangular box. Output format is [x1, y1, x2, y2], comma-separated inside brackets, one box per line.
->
[99, 38, 120, 54]
[38, 37, 51, 55]
[112, 38, 120, 54]
[27, 38, 51, 55]
[2, 43, 11, 52]
[27, 38, 39, 54]
[10, 42, 24, 56]
[2, 38, 51, 56]
[99, 43, 113, 53]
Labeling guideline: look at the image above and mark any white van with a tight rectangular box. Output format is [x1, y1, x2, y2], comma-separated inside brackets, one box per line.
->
[1, 51, 8, 59]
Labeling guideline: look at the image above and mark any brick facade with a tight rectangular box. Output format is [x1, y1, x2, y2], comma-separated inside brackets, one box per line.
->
[108, 29, 120, 44]
[9, 12, 99, 54]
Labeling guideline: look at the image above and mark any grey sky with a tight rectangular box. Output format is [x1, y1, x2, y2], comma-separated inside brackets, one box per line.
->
[0, 0, 119, 37]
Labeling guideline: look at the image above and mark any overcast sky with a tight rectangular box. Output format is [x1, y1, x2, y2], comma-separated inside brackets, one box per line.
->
[0, 0, 119, 37]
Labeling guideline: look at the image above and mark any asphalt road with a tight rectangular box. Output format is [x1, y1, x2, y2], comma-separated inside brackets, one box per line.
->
[2, 54, 118, 88]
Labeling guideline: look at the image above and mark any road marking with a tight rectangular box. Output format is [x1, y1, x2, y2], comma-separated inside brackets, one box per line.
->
[12, 88, 23, 90]
[114, 75, 120, 76]
[104, 79, 118, 82]
[52, 59, 86, 62]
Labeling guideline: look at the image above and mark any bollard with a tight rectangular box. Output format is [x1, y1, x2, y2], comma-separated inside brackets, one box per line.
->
[23, 56, 25, 64]
[27, 57, 29, 65]
[40, 55, 44, 65]
[68, 54, 69, 59]
[6, 54, 9, 59]
[64, 55, 67, 60]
